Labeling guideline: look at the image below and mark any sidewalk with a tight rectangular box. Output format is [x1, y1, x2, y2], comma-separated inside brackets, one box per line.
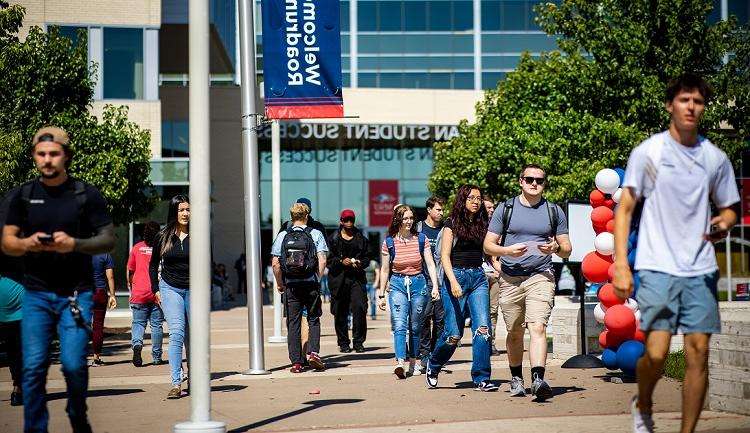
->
[1, 304, 748, 433]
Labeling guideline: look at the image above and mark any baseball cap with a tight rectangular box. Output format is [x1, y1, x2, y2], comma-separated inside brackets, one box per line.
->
[32, 126, 70, 147]
[296, 197, 312, 211]
[340, 209, 355, 220]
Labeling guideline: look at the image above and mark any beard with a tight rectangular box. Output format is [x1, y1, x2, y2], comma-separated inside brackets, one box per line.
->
[40, 168, 62, 179]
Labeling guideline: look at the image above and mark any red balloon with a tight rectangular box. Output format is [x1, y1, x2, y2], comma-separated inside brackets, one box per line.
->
[604, 304, 637, 336]
[591, 206, 614, 227]
[590, 189, 606, 208]
[606, 219, 615, 233]
[582, 251, 613, 283]
[594, 226, 606, 235]
[634, 328, 645, 343]
[599, 329, 630, 350]
[597, 283, 622, 308]
[603, 198, 616, 208]
[607, 263, 615, 281]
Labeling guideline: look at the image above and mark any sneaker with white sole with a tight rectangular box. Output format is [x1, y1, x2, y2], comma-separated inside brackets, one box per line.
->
[509, 376, 526, 397]
[531, 377, 553, 401]
[475, 380, 499, 392]
[631, 395, 654, 433]
[408, 359, 421, 376]
[425, 361, 439, 388]
[394, 359, 406, 379]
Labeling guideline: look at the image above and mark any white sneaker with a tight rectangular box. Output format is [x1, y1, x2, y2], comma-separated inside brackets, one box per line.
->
[394, 359, 405, 379]
[631, 395, 654, 433]
[408, 359, 421, 376]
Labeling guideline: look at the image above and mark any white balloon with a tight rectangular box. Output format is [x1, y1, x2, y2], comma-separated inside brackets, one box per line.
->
[594, 303, 607, 324]
[624, 298, 639, 312]
[634, 310, 642, 323]
[595, 168, 620, 194]
[594, 232, 615, 256]
[612, 188, 623, 203]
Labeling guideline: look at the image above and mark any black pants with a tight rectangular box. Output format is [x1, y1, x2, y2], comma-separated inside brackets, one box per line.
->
[284, 281, 322, 364]
[330, 277, 367, 347]
[0, 320, 22, 387]
[419, 292, 445, 361]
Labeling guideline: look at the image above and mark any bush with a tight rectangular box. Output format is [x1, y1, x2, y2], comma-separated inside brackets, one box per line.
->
[664, 349, 686, 381]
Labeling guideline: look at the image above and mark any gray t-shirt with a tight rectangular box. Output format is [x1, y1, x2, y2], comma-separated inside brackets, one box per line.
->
[487, 196, 568, 276]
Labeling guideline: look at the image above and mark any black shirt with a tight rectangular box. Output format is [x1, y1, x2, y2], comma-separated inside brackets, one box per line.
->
[150, 232, 190, 291]
[444, 218, 484, 268]
[4, 178, 112, 295]
[327, 228, 369, 282]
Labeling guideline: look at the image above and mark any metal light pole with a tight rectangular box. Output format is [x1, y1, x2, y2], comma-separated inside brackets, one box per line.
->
[268, 120, 286, 343]
[239, 0, 270, 375]
[175, 0, 225, 431]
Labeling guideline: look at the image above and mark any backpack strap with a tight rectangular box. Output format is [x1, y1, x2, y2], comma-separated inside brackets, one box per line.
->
[416, 221, 423, 233]
[500, 197, 515, 247]
[417, 232, 426, 264]
[546, 199, 559, 239]
[385, 236, 395, 266]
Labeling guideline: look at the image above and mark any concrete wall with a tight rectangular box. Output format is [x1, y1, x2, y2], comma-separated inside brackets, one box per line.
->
[709, 302, 750, 415]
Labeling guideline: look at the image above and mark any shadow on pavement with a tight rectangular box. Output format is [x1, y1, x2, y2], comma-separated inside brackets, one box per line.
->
[211, 384, 247, 393]
[228, 398, 364, 432]
[211, 371, 239, 380]
[453, 379, 510, 389]
[593, 372, 636, 383]
[47, 388, 144, 401]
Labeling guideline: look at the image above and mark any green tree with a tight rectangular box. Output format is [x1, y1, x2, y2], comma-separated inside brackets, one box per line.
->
[429, 0, 749, 204]
[0, 1, 155, 224]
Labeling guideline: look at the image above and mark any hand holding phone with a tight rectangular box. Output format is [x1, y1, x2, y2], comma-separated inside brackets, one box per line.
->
[38, 234, 54, 245]
[705, 226, 727, 242]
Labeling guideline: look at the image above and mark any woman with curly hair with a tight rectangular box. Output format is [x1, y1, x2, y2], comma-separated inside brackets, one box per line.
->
[425, 184, 496, 391]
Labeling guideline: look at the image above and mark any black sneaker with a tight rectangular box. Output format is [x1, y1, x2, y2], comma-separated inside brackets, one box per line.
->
[132, 345, 143, 367]
[425, 361, 439, 388]
[531, 378, 553, 401]
[10, 390, 23, 406]
[354, 344, 365, 353]
[339, 344, 352, 353]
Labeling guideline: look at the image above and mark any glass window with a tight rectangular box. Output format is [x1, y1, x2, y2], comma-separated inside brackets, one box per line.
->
[482, 1, 501, 30]
[57, 25, 86, 48]
[707, 0, 721, 24]
[359, 73, 377, 87]
[401, 147, 434, 179]
[429, 73, 451, 89]
[379, 72, 403, 88]
[502, 1, 527, 30]
[482, 55, 526, 69]
[482, 33, 557, 53]
[162, 120, 189, 157]
[403, 72, 430, 88]
[428, 1, 451, 30]
[453, 1, 473, 31]
[315, 180, 341, 226]
[343, 73, 351, 87]
[401, 180, 431, 208]
[103, 28, 144, 99]
[379, 1, 403, 31]
[358, 1, 377, 31]
[341, 180, 366, 224]
[341, 1, 350, 32]
[482, 72, 506, 89]
[729, 0, 749, 24]
[453, 72, 474, 89]
[404, 1, 427, 31]
[316, 149, 341, 180]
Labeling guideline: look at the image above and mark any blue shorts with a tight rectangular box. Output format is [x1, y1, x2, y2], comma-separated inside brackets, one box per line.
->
[636, 270, 720, 334]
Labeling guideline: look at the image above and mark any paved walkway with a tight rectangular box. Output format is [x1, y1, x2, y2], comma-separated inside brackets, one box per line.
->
[1, 304, 748, 433]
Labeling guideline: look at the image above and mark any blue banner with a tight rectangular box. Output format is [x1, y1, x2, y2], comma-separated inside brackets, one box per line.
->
[261, 0, 344, 119]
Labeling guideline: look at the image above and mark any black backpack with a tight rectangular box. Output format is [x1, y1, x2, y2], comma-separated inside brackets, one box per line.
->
[280, 226, 318, 279]
[500, 197, 559, 246]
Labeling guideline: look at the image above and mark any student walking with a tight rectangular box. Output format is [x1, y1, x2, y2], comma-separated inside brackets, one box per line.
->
[90, 253, 116, 366]
[378, 204, 439, 378]
[425, 185, 497, 392]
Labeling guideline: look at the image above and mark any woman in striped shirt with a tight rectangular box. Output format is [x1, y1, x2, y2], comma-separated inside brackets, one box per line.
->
[378, 205, 439, 378]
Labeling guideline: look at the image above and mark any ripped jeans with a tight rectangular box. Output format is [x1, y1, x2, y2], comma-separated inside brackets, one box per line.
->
[429, 267, 491, 385]
[389, 273, 429, 360]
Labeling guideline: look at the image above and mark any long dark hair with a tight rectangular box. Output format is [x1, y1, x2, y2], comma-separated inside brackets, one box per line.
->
[158, 194, 189, 255]
[450, 184, 488, 241]
[386, 204, 417, 237]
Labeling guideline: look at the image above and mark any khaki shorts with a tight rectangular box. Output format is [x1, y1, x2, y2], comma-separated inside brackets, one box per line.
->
[498, 270, 555, 330]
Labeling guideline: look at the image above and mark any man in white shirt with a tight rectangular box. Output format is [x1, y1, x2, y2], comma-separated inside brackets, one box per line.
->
[613, 74, 740, 433]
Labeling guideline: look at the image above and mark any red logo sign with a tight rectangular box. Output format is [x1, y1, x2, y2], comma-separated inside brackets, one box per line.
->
[743, 179, 750, 225]
[369, 180, 399, 227]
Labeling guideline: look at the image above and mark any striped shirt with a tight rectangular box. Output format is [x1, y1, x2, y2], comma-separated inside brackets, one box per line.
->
[381, 235, 431, 275]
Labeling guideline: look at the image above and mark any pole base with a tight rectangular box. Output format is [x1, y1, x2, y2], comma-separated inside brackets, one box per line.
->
[242, 368, 271, 375]
[174, 420, 226, 433]
[268, 335, 287, 343]
[561, 354, 605, 369]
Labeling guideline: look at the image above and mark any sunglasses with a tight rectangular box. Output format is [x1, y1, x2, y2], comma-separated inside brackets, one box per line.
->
[521, 176, 545, 185]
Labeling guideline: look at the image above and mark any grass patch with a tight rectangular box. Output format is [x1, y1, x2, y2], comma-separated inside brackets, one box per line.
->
[664, 349, 686, 381]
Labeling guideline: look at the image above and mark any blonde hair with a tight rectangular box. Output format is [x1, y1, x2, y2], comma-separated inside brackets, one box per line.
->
[290, 203, 310, 222]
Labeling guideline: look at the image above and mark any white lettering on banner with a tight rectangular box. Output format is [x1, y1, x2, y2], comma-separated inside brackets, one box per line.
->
[285, 0, 321, 86]
[257, 124, 459, 143]
[261, 148, 435, 164]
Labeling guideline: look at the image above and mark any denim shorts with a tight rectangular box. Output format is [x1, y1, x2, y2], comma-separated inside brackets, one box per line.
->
[636, 270, 720, 334]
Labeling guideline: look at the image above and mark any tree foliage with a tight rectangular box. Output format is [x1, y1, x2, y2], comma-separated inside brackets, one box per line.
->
[0, 1, 155, 224]
[429, 0, 749, 204]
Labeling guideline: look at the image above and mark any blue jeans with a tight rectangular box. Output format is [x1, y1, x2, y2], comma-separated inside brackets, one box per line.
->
[160, 281, 190, 386]
[429, 267, 491, 385]
[389, 274, 429, 360]
[367, 283, 377, 318]
[22, 289, 93, 433]
[130, 303, 164, 360]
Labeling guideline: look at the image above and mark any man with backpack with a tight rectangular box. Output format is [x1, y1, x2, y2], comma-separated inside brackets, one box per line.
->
[416, 196, 445, 372]
[327, 209, 370, 353]
[271, 202, 329, 373]
[2, 126, 114, 432]
[483, 164, 571, 401]
[613, 74, 739, 433]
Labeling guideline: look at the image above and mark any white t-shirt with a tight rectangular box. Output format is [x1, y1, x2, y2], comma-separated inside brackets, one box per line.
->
[623, 131, 739, 277]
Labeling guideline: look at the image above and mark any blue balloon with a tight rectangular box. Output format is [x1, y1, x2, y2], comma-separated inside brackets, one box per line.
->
[602, 348, 618, 370]
[616, 340, 645, 373]
[627, 248, 637, 267]
[614, 168, 625, 186]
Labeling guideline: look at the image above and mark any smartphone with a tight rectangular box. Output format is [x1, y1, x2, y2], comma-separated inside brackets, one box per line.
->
[38, 234, 54, 244]
[705, 227, 726, 241]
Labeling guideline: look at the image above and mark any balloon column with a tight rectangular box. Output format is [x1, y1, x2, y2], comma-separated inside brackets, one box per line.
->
[585, 168, 645, 376]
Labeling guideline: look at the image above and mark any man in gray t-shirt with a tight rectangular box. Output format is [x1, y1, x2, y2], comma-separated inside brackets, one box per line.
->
[483, 164, 572, 401]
